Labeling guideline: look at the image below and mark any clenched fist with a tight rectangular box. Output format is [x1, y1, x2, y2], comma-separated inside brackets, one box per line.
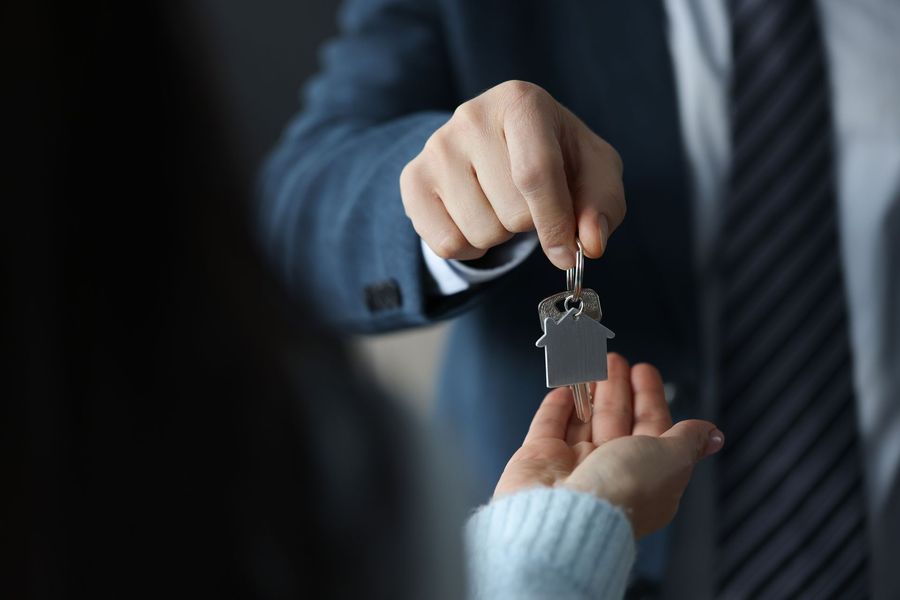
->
[400, 80, 626, 270]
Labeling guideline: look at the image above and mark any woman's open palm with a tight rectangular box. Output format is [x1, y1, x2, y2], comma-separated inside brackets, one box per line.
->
[494, 353, 724, 538]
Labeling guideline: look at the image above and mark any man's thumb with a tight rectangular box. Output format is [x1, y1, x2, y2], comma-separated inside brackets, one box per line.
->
[659, 419, 724, 462]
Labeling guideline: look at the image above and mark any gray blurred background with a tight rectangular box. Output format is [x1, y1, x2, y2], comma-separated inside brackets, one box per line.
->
[199, 0, 446, 411]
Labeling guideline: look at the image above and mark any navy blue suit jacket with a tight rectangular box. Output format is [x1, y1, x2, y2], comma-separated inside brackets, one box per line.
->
[262, 0, 697, 505]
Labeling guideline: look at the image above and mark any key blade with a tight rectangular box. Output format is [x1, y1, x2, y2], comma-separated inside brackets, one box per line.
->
[571, 383, 592, 423]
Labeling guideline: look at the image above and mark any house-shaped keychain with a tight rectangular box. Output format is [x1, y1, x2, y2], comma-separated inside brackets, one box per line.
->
[535, 307, 616, 388]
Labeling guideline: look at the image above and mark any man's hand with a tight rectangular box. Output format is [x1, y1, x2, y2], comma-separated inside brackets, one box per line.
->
[400, 80, 626, 270]
[494, 354, 724, 538]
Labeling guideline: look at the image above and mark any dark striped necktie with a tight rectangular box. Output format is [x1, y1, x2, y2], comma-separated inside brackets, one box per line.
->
[716, 0, 870, 598]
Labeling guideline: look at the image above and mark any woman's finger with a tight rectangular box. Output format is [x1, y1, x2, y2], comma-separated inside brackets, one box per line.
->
[523, 387, 575, 443]
[591, 353, 633, 443]
[565, 404, 593, 445]
[571, 440, 596, 466]
[630, 363, 673, 437]
[659, 419, 724, 462]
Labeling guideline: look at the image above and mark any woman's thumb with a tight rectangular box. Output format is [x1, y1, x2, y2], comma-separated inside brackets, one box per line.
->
[659, 419, 724, 463]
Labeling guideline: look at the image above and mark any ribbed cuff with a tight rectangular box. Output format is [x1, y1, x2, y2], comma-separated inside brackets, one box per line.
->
[465, 487, 636, 599]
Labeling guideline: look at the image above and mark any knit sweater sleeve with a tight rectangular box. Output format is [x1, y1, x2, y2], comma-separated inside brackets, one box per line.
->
[464, 487, 636, 600]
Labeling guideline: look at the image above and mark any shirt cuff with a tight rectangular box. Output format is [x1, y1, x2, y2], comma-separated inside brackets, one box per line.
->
[421, 233, 540, 295]
[465, 487, 636, 599]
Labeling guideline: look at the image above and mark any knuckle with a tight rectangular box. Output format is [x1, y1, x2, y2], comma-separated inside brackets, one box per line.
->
[399, 163, 424, 214]
[501, 80, 547, 107]
[501, 79, 535, 97]
[469, 222, 512, 249]
[511, 157, 558, 195]
[433, 230, 469, 259]
[606, 142, 625, 174]
[500, 209, 533, 233]
[399, 160, 419, 192]
[451, 100, 482, 131]
[502, 82, 555, 126]
[423, 127, 453, 159]
[511, 163, 543, 193]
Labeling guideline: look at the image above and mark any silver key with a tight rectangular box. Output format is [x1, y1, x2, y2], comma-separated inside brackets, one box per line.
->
[535, 240, 616, 422]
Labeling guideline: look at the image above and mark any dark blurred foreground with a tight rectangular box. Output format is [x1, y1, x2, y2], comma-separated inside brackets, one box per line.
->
[2, 3, 455, 597]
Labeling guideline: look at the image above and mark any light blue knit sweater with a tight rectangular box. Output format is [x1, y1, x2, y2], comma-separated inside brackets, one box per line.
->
[465, 487, 636, 599]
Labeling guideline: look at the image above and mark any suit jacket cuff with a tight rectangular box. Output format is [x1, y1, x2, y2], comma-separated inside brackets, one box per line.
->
[421, 233, 539, 295]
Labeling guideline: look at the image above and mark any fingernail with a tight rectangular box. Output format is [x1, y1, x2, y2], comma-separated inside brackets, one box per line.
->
[598, 214, 610, 256]
[547, 245, 575, 270]
[704, 429, 725, 457]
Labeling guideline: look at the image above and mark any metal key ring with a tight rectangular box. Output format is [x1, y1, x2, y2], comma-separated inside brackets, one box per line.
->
[565, 239, 584, 300]
[563, 294, 585, 317]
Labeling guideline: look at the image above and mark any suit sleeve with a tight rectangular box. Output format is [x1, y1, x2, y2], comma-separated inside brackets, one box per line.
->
[258, 0, 481, 332]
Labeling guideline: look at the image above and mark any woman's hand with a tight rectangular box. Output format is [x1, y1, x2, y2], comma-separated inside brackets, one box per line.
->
[494, 353, 724, 538]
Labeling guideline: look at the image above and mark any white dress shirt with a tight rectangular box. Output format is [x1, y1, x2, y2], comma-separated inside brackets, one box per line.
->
[424, 0, 900, 596]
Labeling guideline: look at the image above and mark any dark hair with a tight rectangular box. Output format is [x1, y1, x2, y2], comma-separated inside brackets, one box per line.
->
[3, 3, 439, 597]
